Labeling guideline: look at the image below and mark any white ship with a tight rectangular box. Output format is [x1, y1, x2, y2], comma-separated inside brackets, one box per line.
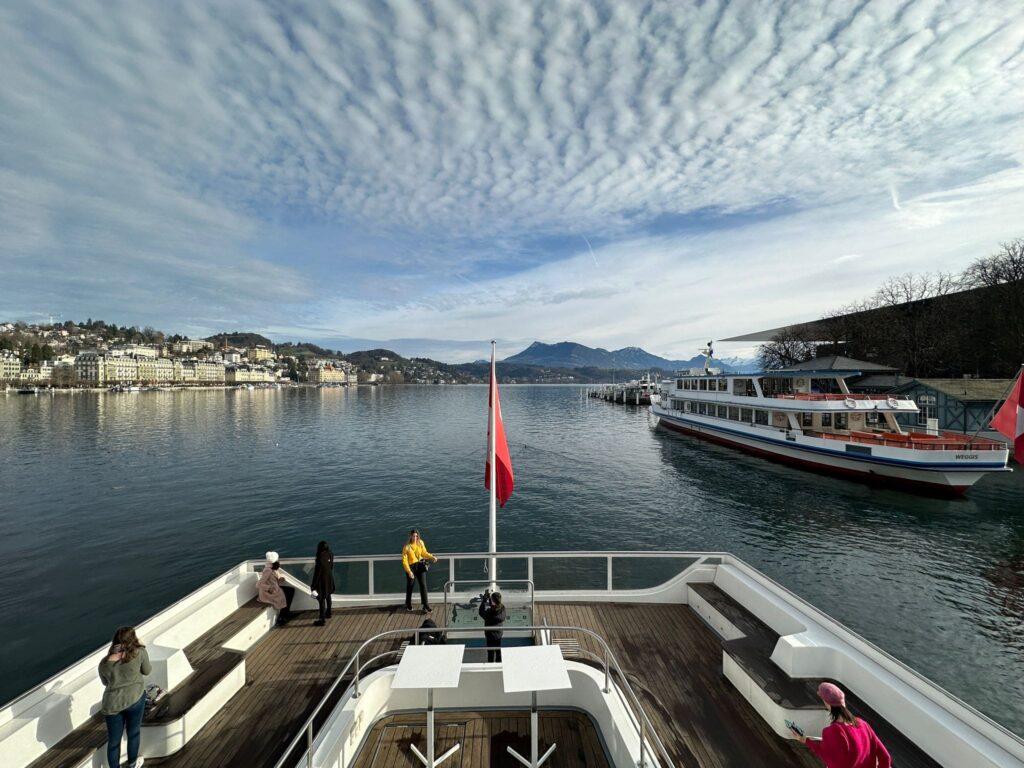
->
[651, 348, 1009, 495]
[3, 551, 1024, 767]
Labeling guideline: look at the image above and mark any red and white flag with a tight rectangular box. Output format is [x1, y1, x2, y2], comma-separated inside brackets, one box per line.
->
[992, 369, 1024, 464]
[485, 347, 514, 507]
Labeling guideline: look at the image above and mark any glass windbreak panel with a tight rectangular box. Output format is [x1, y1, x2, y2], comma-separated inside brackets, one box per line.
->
[533, 556, 608, 591]
[755, 410, 769, 425]
[611, 557, 698, 590]
[444, 578, 534, 637]
[335, 561, 370, 594]
[699, 379, 708, 390]
[740, 408, 753, 422]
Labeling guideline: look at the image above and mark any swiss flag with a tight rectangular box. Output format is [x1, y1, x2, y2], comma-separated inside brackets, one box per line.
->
[992, 370, 1024, 464]
[485, 348, 514, 507]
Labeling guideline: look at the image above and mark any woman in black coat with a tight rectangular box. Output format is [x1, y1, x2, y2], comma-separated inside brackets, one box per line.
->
[311, 540, 335, 626]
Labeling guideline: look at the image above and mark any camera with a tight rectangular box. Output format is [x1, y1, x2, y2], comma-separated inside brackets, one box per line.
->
[482, 589, 492, 605]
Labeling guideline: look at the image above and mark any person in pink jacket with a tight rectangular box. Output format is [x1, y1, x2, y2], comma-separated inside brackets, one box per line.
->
[792, 682, 892, 768]
[257, 551, 295, 626]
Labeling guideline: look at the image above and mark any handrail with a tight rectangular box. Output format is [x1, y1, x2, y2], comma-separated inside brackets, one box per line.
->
[271, 623, 672, 768]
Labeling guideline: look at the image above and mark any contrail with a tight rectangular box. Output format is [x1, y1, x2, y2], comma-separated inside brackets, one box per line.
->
[582, 235, 599, 267]
[889, 186, 901, 211]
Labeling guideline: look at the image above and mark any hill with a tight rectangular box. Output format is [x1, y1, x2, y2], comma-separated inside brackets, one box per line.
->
[205, 331, 274, 349]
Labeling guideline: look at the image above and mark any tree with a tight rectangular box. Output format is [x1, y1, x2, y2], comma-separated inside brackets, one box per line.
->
[757, 326, 817, 370]
[963, 238, 1024, 376]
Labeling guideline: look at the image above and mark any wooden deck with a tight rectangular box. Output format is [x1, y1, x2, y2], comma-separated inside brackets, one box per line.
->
[39, 598, 942, 767]
[351, 710, 609, 768]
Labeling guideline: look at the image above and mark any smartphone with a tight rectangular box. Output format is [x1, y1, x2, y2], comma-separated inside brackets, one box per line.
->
[785, 719, 804, 737]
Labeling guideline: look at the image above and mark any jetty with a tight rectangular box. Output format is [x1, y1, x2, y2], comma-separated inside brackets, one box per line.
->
[588, 373, 659, 405]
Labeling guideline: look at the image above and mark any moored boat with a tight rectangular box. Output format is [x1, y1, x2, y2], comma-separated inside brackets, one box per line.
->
[651, 354, 1009, 494]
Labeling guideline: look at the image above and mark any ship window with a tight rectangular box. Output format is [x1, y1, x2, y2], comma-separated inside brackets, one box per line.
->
[676, 379, 683, 389]
[671, 398, 683, 410]
[697, 402, 707, 415]
[717, 404, 727, 418]
[684, 401, 692, 413]
[718, 379, 727, 391]
[866, 411, 879, 425]
[755, 410, 769, 425]
[836, 412, 848, 430]
[699, 379, 708, 391]
[733, 378, 756, 397]
[821, 413, 833, 427]
[728, 406, 740, 421]
[802, 412, 813, 428]
[741, 408, 753, 423]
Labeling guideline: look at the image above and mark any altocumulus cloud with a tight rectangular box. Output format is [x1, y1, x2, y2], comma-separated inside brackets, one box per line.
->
[0, 0, 1022, 355]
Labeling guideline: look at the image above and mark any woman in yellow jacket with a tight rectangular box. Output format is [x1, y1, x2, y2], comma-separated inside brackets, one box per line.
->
[402, 528, 437, 612]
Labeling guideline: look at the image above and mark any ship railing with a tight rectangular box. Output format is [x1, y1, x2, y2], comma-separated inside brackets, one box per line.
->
[272, 622, 671, 768]
[270, 550, 710, 600]
[805, 429, 1006, 451]
[772, 393, 911, 401]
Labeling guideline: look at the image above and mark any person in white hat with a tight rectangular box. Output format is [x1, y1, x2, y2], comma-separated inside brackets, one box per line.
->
[257, 551, 295, 625]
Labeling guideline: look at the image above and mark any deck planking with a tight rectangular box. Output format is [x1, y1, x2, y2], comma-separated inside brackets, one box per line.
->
[40, 597, 943, 768]
[350, 710, 609, 768]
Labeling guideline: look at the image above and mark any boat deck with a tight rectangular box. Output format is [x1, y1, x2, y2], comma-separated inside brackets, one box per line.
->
[37, 599, 941, 768]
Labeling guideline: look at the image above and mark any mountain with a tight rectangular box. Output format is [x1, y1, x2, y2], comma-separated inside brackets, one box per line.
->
[503, 341, 751, 372]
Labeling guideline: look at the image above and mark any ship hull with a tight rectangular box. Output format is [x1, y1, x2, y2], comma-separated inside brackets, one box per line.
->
[653, 408, 1003, 495]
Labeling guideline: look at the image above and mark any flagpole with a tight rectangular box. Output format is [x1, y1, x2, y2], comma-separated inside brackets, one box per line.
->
[489, 341, 498, 591]
[967, 364, 1023, 443]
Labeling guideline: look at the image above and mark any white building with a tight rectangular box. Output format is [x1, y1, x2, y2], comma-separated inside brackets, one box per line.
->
[171, 339, 214, 354]
[0, 352, 21, 381]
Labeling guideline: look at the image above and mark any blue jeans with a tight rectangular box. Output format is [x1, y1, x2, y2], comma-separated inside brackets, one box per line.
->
[105, 692, 146, 768]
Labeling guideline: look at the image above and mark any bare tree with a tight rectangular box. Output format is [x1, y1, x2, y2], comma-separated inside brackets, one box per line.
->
[757, 326, 817, 370]
[962, 238, 1024, 375]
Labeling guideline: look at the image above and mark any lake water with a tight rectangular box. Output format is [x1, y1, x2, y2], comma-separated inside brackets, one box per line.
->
[1, 386, 1022, 734]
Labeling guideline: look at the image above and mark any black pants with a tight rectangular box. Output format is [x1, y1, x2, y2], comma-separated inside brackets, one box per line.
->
[317, 592, 331, 621]
[485, 630, 503, 663]
[280, 585, 295, 617]
[406, 566, 429, 609]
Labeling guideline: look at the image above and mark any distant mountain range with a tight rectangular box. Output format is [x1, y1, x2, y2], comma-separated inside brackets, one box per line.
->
[504, 341, 757, 372]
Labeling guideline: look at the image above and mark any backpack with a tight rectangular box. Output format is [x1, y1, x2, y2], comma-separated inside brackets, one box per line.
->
[419, 618, 445, 645]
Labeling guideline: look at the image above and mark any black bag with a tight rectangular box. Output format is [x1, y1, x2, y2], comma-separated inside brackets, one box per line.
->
[413, 560, 430, 575]
[419, 618, 445, 645]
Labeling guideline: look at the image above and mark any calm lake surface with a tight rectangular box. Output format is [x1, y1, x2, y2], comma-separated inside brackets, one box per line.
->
[1, 386, 1022, 733]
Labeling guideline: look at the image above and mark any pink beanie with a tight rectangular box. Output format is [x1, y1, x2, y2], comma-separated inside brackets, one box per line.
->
[818, 682, 846, 707]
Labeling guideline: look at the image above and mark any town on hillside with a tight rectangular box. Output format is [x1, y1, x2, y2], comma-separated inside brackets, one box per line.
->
[0, 321, 474, 389]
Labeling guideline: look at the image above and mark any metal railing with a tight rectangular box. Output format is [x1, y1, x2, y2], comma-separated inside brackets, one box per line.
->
[271, 622, 672, 768]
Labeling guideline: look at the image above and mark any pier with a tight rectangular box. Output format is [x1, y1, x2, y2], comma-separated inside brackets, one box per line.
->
[587, 374, 658, 405]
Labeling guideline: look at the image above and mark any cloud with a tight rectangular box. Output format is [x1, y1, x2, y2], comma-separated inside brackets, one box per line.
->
[0, 0, 1022, 349]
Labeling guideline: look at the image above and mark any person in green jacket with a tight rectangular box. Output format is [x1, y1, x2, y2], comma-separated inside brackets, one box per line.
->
[98, 626, 151, 768]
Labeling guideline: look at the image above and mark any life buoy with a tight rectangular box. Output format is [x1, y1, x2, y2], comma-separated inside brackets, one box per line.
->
[844, 397, 856, 409]
[887, 397, 899, 408]
[795, 378, 806, 388]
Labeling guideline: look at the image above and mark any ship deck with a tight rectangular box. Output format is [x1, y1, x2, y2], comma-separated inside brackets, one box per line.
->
[36, 600, 940, 768]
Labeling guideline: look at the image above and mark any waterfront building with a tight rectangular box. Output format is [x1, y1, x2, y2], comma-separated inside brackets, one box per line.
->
[179, 359, 225, 383]
[222, 351, 242, 364]
[137, 357, 175, 383]
[103, 355, 139, 384]
[308, 364, 348, 385]
[73, 352, 105, 385]
[226, 365, 275, 383]
[0, 352, 21, 381]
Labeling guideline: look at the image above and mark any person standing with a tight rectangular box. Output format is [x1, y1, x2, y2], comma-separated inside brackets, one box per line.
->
[311, 540, 335, 626]
[402, 528, 437, 613]
[257, 551, 295, 625]
[791, 682, 891, 768]
[478, 590, 506, 663]
[98, 626, 151, 768]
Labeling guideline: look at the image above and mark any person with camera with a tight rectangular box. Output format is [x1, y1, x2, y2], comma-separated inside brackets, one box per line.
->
[98, 626, 151, 768]
[402, 528, 437, 613]
[310, 540, 335, 627]
[478, 589, 506, 662]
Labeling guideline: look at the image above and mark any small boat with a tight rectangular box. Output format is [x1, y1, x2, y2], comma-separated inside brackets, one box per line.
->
[16, 386, 39, 395]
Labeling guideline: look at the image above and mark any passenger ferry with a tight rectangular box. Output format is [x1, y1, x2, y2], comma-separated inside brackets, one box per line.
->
[650, 352, 1009, 495]
[4, 550, 1024, 767]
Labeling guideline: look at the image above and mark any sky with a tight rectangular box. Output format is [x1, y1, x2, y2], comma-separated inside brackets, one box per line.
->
[1, 1, 1023, 362]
